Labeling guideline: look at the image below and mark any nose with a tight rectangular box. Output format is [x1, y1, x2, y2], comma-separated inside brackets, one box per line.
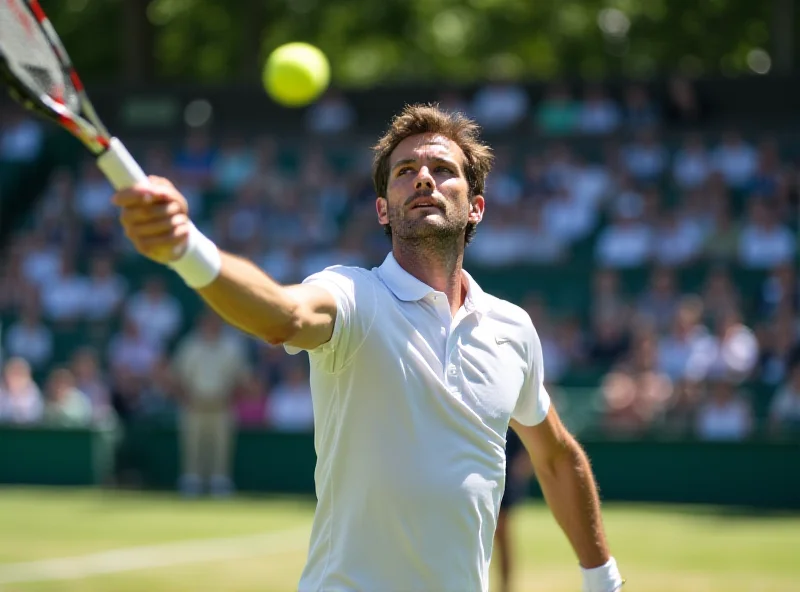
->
[414, 167, 434, 191]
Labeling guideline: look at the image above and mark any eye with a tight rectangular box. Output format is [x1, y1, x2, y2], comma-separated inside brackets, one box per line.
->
[397, 166, 414, 176]
[435, 166, 453, 174]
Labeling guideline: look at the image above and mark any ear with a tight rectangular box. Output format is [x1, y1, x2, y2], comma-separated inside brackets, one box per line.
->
[469, 195, 485, 225]
[376, 197, 389, 225]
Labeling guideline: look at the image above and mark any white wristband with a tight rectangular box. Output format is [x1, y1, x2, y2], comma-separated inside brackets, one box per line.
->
[167, 223, 222, 289]
[581, 556, 624, 592]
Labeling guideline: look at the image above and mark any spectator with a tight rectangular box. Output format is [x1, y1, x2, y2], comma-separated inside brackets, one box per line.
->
[224, 182, 267, 249]
[40, 251, 89, 325]
[594, 197, 653, 268]
[757, 320, 797, 386]
[542, 187, 597, 244]
[600, 332, 673, 437]
[74, 160, 114, 222]
[636, 268, 680, 334]
[465, 209, 531, 267]
[172, 311, 251, 497]
[212, 135, 257, 193]
[705, 309, 759, 382]
[758, 264, 799, 319]
[566, 153, 611, 213]
[470, 81, 529, 132]
[701, 267, 741, 326]
[43, 367, 92, 427]
[4, 301, 53, 371]
[578, 85, 621, 135]
[738, 200, 796, 269]
[622, 84, 659, 130]
[590, 268, 630, 328]
[234, 376, 268, 428]
[0, 111, 43, 163]
[535, 83, 579, 135]
[657, 296, 716, 381]
[174, 129, 216, 187]
[695, 379, 753, 441]
[137, 356, 178, 420]
[711, 131, 758, 190]
[672, 134, 711, 190]
[266, 362, 314, 432]
[38, 168, 77, 224]
[516, 202, 568, 264]
[83, 213, 122, 256]
[124, 275, 183, 346]
[537, 321, 570, 385]
[108, 318, 162, 380]
[483, 149, 523, 207]
[664, 76, 710, 126]
[586, 312, 631, 369]
[621, 129, 668, 182]
[306, 90, 356, 135]
[84, 254, 128, 322]
[749, 138, 784, 199]
[520, 155, 552, 199]
[20, 230, 62, 289]
[70, 347, 113, 424]
[769, 359, 800, 437]
[0, 357, 43, 424]
[703, 198, 740, 262]
[652, 209, 705, 267]
[661, 379, 703, 437]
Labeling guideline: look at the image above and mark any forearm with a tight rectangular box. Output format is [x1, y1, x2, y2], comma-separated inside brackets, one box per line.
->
[194, 251, 298, 343]
[533, 437, 609, 569]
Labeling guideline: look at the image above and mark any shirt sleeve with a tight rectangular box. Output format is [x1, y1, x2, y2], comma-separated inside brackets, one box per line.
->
[512, 318, 551, 426]
[283, 266, 377, 374]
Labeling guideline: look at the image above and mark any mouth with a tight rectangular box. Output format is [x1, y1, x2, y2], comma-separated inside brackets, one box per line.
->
[409, 197, 443, 211]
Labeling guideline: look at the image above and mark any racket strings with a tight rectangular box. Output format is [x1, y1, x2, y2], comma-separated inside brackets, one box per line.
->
[0, 0, 78, 112]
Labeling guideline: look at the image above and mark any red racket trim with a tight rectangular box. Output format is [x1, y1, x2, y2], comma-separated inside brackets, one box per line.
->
[28, 0, 46, 23]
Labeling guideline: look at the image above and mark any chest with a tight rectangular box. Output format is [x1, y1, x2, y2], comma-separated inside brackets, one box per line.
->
[367, 300, 527, 432]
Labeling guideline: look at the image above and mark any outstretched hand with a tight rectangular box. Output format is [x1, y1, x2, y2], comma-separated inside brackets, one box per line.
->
[113, 176, 191, 264]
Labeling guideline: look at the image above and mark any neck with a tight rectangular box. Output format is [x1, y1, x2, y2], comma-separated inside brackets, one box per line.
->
[392, 238, 467, 316]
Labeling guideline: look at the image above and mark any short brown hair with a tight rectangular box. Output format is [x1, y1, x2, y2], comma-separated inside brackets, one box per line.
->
[372, 104, 494, 243]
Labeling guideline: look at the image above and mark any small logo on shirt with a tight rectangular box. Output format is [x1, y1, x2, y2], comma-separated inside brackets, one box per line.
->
[495, 336, 511, 345]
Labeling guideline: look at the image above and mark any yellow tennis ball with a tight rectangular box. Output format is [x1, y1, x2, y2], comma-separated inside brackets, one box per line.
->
[263, 42, 330, 107]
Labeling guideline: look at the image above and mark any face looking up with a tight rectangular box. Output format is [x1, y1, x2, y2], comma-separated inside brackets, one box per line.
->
[376, 133, 484, 246]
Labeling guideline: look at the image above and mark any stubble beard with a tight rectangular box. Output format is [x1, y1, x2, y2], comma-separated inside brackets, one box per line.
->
[386, 202, 468, 251]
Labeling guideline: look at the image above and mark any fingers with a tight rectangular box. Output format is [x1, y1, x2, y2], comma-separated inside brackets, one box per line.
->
[125, 213, 189, 238]
[112, 175, 191, 264]
[111, 176, 181, 208]
[119, 201, 183, 225]
[125, 222, 191, 263]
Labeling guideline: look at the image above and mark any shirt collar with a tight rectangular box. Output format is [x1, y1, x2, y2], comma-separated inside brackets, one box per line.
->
[377, 252, 492, 316]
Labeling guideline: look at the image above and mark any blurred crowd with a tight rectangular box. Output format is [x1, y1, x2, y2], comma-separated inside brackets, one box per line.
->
[1, 77, 799, 444]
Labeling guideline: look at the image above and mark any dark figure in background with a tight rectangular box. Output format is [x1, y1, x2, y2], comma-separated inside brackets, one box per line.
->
[494, 428, 533, 592]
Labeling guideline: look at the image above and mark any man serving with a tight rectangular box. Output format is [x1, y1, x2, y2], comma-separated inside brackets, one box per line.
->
[113, 104, 624, 592]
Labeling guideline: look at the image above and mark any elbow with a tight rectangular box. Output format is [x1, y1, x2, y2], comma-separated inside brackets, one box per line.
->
[258, 295, 305, 346]
[536, 438, 583, 482]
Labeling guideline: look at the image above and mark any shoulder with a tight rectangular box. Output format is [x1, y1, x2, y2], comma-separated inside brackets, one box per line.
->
[301, 265, 381, 306]
[303, 264, 377, 287]
[483, 294, 542, 359]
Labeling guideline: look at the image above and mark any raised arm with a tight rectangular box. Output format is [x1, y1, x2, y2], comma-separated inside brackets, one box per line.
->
[113, 176, 336, 350]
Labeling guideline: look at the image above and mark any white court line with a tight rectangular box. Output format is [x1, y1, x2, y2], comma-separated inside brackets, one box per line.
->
[0, 526, 309, 584]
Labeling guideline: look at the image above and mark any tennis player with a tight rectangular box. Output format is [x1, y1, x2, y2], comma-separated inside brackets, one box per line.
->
[113, 104, 624, 592]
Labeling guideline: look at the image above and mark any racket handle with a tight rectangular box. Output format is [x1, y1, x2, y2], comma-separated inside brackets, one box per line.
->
[97, 137, 148, 190]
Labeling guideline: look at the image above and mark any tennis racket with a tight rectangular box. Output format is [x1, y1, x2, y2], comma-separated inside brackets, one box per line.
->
[0, 0, 146, 191]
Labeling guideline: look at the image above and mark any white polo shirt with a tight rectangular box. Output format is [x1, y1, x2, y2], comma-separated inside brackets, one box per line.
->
[286, 252, 550, 592]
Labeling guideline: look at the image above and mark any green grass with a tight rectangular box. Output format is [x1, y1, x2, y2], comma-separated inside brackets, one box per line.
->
[0, 487, 798, 591]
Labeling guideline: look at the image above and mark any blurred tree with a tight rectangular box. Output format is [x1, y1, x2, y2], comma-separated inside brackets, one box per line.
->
[43, 0, 795, 85]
